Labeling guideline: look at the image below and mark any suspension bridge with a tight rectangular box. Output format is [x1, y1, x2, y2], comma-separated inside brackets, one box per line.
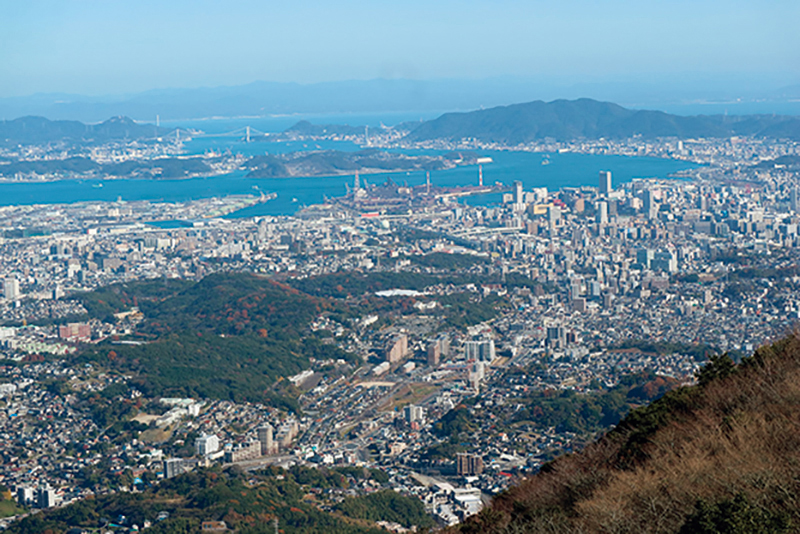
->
[189, 125, 269, 142]
[157, 125, 269, 143]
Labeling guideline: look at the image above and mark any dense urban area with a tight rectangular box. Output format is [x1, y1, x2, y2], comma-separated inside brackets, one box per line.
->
[0, 121, 799, 533]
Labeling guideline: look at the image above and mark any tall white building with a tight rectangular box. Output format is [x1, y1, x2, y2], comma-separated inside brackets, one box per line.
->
[257, 424, 274, 455]
[37, 486, 58, 509]
[513, 180, 524, 208]
[3, 278, 19, 300]
[163, 458, 184, 479]
[596, 201, 608, 224]
[195, 434, 220, 457]
[404, 404, 425, 424]
[599, 171, 612, 196]
[465, 339, 496, 362]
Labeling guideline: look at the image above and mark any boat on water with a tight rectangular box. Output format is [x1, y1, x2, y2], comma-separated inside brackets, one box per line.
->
[541, 157, 551, 166]
[92, 183, 104, 188]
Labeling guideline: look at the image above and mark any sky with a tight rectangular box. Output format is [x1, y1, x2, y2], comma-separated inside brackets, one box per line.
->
[1, 0, 798, 98]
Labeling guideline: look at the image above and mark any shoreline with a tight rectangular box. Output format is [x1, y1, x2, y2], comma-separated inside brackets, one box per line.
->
[0, 148, 699, 185]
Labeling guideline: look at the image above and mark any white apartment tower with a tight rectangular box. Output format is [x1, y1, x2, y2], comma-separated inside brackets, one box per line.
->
[195, 433, 220, 457]
[3, 278, 19, 300]
[257, 424, 274, 455]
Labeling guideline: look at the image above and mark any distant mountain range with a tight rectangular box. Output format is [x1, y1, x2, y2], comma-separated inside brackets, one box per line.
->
[404, 98, 800, 143]
[3, 78, 800, 123]
[0, 115, 168, 146]
[4, 99, 800, 149]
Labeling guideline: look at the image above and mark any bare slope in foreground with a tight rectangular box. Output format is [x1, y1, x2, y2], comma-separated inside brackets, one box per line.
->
[455, 334, 800, 534]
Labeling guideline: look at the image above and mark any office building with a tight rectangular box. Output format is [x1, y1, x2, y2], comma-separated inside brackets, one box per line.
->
[596, 201, 608, 224]
[651, 251, 678, 273]
[637, 248, 655, 269]
[599, 171, 612, 196]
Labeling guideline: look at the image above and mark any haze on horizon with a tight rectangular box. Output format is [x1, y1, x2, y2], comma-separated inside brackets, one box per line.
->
[2, 0, 799, 102]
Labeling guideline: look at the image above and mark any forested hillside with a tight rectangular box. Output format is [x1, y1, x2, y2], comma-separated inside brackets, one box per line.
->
[76, 273, 355, 409]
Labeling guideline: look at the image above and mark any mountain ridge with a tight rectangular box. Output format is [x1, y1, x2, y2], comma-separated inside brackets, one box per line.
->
[451, 335, 800, 534]
[0, 115, 167, 145]
[4, 77, 800, 122]
[404, 98, 800, 143]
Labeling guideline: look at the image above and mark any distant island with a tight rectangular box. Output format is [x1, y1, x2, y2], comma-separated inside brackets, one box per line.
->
[0, 155, 221, 181]
[403, 98, 800, 144]
[0, 115, 172, 146]
[243, 148, 481, 178]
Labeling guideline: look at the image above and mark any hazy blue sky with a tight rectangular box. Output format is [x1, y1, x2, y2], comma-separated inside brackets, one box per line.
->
[1, 0, 798, 97]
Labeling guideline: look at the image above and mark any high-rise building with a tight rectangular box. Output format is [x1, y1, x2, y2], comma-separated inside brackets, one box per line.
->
[546, 326, 566, 348]
[439, 335, 450, 357]
[514, 181, 524, 206]
[457, 453, 484, 476]
[643, 190, 658, 219]
[599, 171, 612, 196]
[275, 419, 299, 449]
[36, 487, 58, 509]
[596, 201, 608, 224]
[637, 248, 655, 269]
[257, 424, 274, 455]
[652, 251, 678, 273]
[464, 340, 495, 362]
[426, 342, 441, 367]
[3, 278, 19, 300]
[16, 487, 34, 506]
[792, 187, 799, 213]
[385, 335, 408, 363]
[547, 206, 561, 229]
[163, 458, 184, 479]
[195, 434, 220, 457]
[404, 404, 425, 424]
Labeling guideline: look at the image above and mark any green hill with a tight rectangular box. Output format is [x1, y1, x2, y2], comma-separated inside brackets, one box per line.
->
[0, 115, 169, 146]
[76, 273, 355, 408]
[453, 335, 800, 534]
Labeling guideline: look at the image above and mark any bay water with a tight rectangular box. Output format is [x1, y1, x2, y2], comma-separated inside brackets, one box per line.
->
[0, 113, 699, 217]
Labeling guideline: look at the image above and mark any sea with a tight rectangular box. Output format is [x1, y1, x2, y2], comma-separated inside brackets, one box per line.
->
[0, 113, 700, 218]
